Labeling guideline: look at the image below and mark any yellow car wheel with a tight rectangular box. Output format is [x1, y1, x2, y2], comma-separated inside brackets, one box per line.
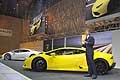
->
[32, 57, 47, 71]
[95, 59, 109, 75]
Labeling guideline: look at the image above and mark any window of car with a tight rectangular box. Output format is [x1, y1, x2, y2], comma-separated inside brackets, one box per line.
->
[47, 49, 86, 56]
[19, 50, 30, 52]
[61, 49, 86, 55]
[53, 49, 75, 55]
[47, 50, 64, 56]
[72, 49, 86, 54]
[13, 50, 30, 53]
[13, 50, 20, 53]
[62, 49, 74, 55]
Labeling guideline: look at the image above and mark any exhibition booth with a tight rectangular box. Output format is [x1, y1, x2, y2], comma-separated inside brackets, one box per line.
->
[0, 0, 120, 80]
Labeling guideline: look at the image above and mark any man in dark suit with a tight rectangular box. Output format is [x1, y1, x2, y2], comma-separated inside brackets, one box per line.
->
[82, 29, 97, 79]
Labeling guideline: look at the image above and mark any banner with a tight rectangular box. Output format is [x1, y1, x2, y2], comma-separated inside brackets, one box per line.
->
[29, 13, 46, 35]
[44, 31, 112, 53]
[0, 28, 12, 37]
[92, 31, 112, 53]
[86, 0, 120, 20]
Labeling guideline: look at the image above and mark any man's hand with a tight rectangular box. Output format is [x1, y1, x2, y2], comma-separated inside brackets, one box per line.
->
[82, 40, 88, 44]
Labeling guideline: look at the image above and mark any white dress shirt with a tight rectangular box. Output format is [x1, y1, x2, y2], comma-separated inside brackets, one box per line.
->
[87, 35, 90, 39]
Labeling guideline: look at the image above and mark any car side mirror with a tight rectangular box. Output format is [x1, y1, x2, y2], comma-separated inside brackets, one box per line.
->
[50, 53, 56, 57]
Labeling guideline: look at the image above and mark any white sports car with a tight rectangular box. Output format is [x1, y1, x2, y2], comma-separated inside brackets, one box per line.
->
[2, 49, 41, 60]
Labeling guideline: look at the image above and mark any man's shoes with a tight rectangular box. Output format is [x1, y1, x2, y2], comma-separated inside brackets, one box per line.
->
[84, 74, 92, 77]
[92, 75, 97, 79]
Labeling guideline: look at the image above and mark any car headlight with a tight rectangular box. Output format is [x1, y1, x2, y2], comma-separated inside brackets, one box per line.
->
[110, 56, 113, 59]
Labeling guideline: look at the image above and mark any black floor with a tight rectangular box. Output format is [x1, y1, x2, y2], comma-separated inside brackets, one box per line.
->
[0, 59, 120, 80]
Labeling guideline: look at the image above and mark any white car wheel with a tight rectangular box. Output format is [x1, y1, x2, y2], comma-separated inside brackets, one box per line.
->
[4, 54, 11, 60]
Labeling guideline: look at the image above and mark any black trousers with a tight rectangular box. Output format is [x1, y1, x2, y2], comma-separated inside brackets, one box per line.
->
[86, 54, 97, 75]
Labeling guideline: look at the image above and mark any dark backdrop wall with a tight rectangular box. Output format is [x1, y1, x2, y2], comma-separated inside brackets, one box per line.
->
[0, 15, 22, 55]
[46, 0, 85, 37]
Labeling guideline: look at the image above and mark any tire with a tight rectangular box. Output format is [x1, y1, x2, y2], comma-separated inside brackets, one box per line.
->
[29, 54, 35, 57]
[4, 53, 11, 60]
[32, 57, 47, 72]
[95, 59, 109, 75]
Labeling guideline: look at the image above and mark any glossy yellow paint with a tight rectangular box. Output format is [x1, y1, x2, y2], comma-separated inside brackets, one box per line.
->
[23, 47, 114, 72]
[92, 0, 110, 17]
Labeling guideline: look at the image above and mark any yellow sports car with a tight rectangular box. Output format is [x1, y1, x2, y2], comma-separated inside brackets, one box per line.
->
[30, 19, 41, 35]
[23, 47, 115, 75]
[92, 0, 110, 17]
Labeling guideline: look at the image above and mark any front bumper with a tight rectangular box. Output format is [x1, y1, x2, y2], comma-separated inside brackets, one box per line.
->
[23, 58, 32, 69]
[109, 62, 116, 70]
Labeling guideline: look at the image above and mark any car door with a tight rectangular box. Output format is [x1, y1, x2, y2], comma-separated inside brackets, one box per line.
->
[47, 49, 87, 71]
[12, 50, 26, 60]
[58, 49, 87, 71]
[71, 49, 88, 71]
[47, 49, 65, 69]
[21, 50, 31, 59]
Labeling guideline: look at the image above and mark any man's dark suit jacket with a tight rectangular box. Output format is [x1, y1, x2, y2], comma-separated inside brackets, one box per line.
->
[85, 35, 95, 56]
